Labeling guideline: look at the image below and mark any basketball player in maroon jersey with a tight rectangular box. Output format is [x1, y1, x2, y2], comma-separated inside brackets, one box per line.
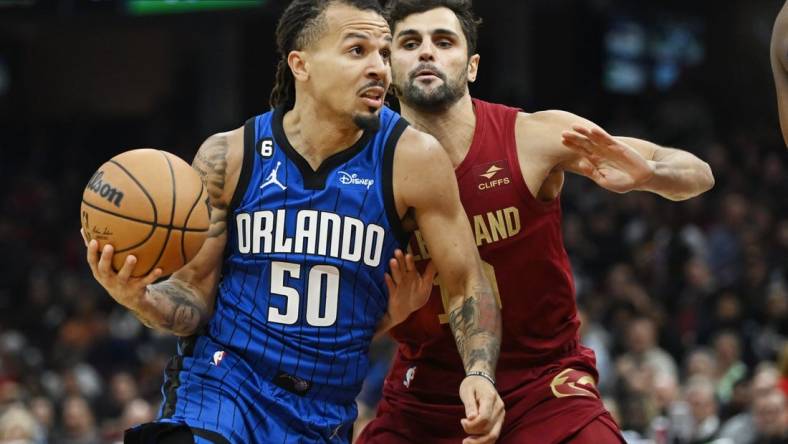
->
[357, 1, 715, 443]
[772, 0, 788, 147]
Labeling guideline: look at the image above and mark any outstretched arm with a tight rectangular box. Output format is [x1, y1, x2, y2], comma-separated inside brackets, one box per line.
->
[772, 0, 788, 148]
[562, 125, 714, 201]
[617, 136, 713, 200]
[521, 110, 713, 201]
[84, 130, 243, 336]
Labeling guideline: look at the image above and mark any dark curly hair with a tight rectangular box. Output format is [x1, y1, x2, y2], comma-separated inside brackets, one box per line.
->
[385, 0, 482, 56]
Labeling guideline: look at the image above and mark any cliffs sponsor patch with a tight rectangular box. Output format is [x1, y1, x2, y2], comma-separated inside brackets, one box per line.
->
[473, 160, 512, 193]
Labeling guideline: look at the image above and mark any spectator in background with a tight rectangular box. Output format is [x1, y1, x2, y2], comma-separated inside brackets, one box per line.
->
[104, 398, 155, 444]
[713, 331, 748, 405]
[720, 376, 752, 422]
[56, 395, 99, 444]
[647, 372, 681, 443]
[119, 398, 154, 432]
[0, 404, 41, 444]
[719, 363, 782, 444]
[102, 371, 139, 421]
[670, 376, 722, 444]
[751, 390, 787, 443]
[685, 348, 718, 381]
[27, 397, 54, 443]
[617, 316, 679, 387]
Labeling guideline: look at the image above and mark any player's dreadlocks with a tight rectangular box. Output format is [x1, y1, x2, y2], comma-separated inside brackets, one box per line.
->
[270, 0, 384, 109]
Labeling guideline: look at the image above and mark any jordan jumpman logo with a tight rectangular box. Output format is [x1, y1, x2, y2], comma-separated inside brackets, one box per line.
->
[260, 161, 287, 191]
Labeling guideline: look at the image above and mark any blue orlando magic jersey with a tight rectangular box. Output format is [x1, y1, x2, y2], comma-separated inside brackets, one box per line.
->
[214, 106, 407, 402]
[157, 106, 410, 443]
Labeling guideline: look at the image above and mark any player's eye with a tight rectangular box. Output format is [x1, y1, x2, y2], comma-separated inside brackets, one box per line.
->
[402, 40, 419, 50]
[436, 39, 453, 48]
[380, 49, 391, 60]
[350, 46, 364, 56]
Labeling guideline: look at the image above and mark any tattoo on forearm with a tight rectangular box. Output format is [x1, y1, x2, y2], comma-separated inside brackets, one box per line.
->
[448, 287, 502, 374]
[192, 135, 229, 238]
[138, 281, 209, 336]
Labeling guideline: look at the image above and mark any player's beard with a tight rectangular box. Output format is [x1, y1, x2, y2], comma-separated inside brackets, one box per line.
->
[352, 110, 381, 131]
[399, 65, 467, 112]
[352, 80, 385, 131]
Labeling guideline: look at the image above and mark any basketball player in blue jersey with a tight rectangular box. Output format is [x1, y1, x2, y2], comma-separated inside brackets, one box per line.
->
[82, 0, 504, 443]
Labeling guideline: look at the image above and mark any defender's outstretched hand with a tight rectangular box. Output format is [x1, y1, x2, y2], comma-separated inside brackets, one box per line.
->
[384, 249, 436, 326]
[562, 125, 655, 193]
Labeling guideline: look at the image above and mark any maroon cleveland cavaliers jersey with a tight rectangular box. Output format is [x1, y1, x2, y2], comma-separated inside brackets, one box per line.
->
[387, 98, 585, 397]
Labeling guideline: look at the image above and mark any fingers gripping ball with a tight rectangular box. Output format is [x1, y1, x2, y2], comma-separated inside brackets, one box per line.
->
[80, 149, 211, 277]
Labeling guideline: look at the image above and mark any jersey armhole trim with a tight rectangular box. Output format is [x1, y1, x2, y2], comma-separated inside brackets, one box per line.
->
[383, 118, 412, 248]
[228, 116, 257, 213]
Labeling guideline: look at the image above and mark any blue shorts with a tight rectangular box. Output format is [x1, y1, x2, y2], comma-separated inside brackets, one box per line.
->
[154, 337, 357, 443]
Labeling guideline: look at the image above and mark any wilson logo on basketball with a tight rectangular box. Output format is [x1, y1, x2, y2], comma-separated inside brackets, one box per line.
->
[86, 170, 125, 207]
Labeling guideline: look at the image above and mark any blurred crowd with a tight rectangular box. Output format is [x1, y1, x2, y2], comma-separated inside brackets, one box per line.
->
[561, 96, 788, 443]
[0, 56, 787, 444]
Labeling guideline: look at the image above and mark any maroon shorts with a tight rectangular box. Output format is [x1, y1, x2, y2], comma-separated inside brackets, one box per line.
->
[357, 353, 624, 444]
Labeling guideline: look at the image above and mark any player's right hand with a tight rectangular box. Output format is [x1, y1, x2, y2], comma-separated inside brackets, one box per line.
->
[561, 125, 655, 193]
[81, 229, 162, 310]
[459, 375, 505, 444]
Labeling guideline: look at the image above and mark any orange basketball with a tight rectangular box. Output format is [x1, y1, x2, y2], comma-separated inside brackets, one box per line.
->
[80, 149, 211, 277]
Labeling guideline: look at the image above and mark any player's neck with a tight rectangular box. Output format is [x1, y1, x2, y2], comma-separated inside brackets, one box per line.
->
[283, 100, 365, 171]
[400, 94, 476, 168]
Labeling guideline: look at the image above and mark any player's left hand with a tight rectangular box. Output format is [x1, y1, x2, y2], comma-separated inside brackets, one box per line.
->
[384, 249, 436, 326]
[561, 125, 655, 193]
[459, 375, 505, 444]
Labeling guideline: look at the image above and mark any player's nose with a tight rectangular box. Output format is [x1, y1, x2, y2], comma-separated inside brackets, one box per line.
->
[418, 41, 436, 62]
[366, 53, 389, 80]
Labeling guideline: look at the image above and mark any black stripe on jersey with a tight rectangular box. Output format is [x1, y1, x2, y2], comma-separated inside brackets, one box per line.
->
[382, 117, 411, 248]
[160, 335, 198, 419]
[191, 427, 231, 444]
[124, 422, 231, 444]
[222, 117, 257, 266]
[272, 107, 374, 190]
[228, 116, 257, 212]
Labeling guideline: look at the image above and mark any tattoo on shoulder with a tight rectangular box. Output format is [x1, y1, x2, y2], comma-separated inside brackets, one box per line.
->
[192, 135, 229, 238]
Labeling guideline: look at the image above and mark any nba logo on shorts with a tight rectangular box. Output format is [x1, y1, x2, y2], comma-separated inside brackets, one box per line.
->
[211, 351, 226, 366]
[403, 366, 417, 388]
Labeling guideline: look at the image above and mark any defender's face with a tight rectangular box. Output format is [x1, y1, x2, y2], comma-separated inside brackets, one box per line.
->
[390, 7, 478, 111]
[303, 4, 392, 128]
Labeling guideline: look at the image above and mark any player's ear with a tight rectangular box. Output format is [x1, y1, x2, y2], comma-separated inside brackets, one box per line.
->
[288, 50, 310, 82]
[467, 54, 480, 83]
